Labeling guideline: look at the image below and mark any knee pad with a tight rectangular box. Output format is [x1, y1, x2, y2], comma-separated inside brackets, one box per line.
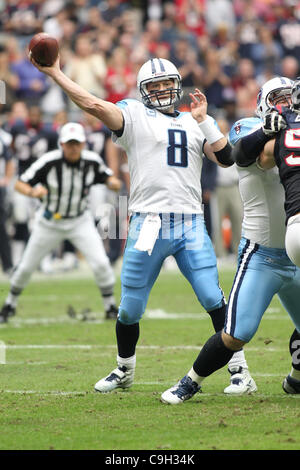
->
[118, 296, 145, 325]
[203, 295, 224, 313]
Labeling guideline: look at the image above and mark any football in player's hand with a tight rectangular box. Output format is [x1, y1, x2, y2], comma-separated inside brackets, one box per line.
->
[29, 33, 59, 67]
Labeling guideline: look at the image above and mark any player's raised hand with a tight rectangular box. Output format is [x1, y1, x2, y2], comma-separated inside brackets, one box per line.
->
[29, 54, 61, 78]
[189, 89, 208, 123]
[262, 109, 287, 135]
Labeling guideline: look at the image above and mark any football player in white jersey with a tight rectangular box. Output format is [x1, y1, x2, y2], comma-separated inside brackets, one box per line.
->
[31, 55, 254, 394]
[161, 77, 300, 404]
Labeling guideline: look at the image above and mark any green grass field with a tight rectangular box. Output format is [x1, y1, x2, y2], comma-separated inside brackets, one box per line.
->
[0, 265, 299, 451]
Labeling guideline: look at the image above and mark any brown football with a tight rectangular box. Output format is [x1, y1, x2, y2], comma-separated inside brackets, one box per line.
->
[29, 33, 59, 66]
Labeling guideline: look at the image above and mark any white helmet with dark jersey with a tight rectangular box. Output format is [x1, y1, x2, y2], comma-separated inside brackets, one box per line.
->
[291, 78, 300, 114]
[137, 58, 183, 112]
[256, 77, 294, 119]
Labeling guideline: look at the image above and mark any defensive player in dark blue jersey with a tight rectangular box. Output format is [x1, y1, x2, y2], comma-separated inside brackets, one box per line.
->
[10, 105, 58, 176]
[259, 80, 300, 267]
[258, 79, 300, 395]
[8, 105, 58, 263]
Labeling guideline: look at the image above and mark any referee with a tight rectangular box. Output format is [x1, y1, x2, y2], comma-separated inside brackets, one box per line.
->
[0, 122, 121, 323]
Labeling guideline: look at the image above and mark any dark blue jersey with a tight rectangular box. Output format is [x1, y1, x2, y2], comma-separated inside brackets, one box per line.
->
[274, 108, 300, 223]
[10, 120, 58, 176]
[85, 124, 111, 164]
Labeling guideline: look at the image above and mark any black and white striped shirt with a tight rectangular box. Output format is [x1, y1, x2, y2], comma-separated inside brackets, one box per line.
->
[20, 149, 113, 218]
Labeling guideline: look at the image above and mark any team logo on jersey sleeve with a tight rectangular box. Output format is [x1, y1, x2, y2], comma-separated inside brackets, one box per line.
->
[234, 123, 241, 134]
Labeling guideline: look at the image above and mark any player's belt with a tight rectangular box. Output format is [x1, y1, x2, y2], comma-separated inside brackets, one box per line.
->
[43, 210, 84, 220]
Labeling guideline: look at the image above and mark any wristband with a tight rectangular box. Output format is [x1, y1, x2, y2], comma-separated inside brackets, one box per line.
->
[198, 117, 224, 145]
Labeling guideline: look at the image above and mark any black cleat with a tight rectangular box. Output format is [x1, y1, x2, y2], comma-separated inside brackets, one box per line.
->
[282, 374, 300, 394]
[105, 304, 118, 320]
[161, 375, 202, 404]
[0, 304, 16, 323]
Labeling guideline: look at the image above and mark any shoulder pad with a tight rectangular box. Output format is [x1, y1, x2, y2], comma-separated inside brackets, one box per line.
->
[229, 117, 261, 146]
[116, 98, 140, 109]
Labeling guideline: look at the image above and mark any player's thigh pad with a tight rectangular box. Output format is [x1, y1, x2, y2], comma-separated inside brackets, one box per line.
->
[225, 239, 283, 341]
[119, 215, 165, 324]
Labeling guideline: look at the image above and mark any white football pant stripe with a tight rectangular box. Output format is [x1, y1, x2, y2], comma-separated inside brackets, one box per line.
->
[226, 241, 257, 336]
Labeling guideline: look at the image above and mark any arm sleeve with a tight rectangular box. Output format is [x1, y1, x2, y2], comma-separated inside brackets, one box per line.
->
[232, 128, 272, 168]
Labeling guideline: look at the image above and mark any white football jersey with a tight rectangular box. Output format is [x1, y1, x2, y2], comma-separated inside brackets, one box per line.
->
[112, 99, 209, 214]
[229, 117, 286, 248]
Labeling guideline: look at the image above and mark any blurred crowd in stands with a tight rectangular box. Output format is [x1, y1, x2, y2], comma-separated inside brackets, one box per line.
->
[0, 0, 299, 274]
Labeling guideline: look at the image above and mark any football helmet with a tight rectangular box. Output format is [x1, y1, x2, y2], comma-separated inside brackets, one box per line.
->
[256, 77, 294, 119]
[291, 78, 300, 114]
[137, 58, 183, 111]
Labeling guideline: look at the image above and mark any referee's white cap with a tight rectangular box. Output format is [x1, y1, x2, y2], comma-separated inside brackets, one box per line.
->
[59, 122, 86, 143]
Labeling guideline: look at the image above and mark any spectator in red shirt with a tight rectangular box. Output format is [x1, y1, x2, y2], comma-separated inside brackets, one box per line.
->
[104, 47, 136, 103]
[175, 0, 206, 37]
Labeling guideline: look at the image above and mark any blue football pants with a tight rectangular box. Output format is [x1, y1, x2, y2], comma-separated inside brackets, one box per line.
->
[224, 237, 300, 342]
[118, 213, 225, 325]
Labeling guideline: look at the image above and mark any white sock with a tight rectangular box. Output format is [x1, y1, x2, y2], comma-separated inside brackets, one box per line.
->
[228, 349, 248, 371]
[6, 293, 19, 308]
[102, 295, 115, 310]
[117, 354, 136, 370]
[12, 241, 25, 266]
[290, 367, 300, 381]
[187, 367, 205, 386]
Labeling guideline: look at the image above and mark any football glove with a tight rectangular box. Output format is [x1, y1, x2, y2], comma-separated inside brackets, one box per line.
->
[262, 110, 287, 135]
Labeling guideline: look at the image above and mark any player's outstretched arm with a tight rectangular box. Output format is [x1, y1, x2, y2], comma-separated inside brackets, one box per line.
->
[30, 55, 123, 132]
[257, 139, 276, 170]
[15, 180, 48, 198]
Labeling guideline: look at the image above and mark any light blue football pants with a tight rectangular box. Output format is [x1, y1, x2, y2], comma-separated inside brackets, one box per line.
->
[224, 237, 300, 342]
[118, 213, 225, 325]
